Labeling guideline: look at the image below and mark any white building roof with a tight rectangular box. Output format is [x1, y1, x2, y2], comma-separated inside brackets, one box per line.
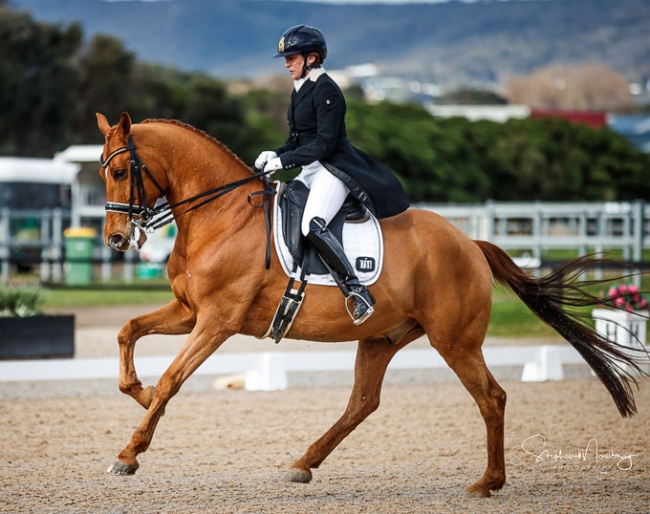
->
[54, 145, 104, 164]
[426, 104, 531, 123]
[0, 157, 80, 184]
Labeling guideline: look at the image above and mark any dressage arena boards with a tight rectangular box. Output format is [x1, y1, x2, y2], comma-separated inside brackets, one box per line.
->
[0, 306, 648, 513]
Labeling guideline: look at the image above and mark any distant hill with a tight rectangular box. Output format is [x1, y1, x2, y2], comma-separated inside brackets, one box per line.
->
[9, 0, 650, 88]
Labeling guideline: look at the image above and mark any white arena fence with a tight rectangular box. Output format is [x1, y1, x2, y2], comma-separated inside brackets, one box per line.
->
[1, 200, 649, 284]
[1, 344, 647, 391]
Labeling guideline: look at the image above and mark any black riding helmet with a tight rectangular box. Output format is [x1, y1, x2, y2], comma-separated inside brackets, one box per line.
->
[274, 25, 327, 78]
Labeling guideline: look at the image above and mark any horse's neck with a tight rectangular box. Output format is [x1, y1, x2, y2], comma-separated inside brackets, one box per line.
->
[150, 125, 261, 233]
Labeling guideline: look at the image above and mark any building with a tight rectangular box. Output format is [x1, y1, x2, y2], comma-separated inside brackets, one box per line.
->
[53, 145, 105, 230]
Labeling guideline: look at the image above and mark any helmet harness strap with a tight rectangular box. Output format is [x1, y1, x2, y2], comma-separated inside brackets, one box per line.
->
[300, 52, 320, 79]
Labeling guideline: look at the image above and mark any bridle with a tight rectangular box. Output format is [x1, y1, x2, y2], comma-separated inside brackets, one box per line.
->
[101, 136, 277, 266]
[101, 137, 166, 229]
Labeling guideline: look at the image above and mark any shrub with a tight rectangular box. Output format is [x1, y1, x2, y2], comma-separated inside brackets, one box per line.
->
[0, 286, 46, 317]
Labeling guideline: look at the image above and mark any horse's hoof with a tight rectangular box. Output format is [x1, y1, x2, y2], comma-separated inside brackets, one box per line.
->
[283, 468, 312, 483]
[465, 487, 491, 498]
[106, 460, 138, 476]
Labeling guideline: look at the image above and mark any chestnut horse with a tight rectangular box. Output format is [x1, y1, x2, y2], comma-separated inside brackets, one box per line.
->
[97, 112, 643, 497]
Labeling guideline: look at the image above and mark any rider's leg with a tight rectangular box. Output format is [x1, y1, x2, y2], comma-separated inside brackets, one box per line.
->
[299, 161, 349, 236]
[299, 163, 375, 324]
[306, 216, 375, 324]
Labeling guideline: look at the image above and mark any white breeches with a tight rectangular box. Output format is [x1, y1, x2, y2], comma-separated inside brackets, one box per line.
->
[295, 160, 350, 236]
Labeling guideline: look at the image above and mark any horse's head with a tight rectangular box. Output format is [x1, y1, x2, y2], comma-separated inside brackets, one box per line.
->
[97, 112, 165, 252]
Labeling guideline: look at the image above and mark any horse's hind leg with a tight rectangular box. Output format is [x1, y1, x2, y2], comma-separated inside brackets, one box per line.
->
[284, 329, 419, 483]
[117, 300, 196, 408]
[442, 346, 507, 497]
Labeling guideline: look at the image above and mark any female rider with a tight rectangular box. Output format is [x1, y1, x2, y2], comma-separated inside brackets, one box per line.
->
[255, 25, 410, 325]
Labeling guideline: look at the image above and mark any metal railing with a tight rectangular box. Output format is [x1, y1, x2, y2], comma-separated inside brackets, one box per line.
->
[0, 208, 137, 285]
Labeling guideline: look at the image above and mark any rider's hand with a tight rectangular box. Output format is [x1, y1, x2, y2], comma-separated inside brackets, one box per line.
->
[254, 151, 277, 170]
[264, 157, 283, 174]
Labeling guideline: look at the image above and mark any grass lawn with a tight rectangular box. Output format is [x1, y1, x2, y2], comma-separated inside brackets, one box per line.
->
[39, 283, 581, 340]
[30, 268, 648, 340]
[488, 288, 561, 338]
[42, 280, 174, 309]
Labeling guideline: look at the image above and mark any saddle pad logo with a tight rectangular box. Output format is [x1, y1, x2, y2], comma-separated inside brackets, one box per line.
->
[356, 256, 375, 273]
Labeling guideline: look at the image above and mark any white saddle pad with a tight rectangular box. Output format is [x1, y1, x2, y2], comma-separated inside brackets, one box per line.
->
[273, 189, 384, 286]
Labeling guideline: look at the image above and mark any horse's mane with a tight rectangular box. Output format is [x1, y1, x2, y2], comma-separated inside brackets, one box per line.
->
[140, 118, 249, 168]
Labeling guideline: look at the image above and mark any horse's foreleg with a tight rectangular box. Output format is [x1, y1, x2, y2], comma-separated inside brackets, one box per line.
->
[117, 300, 196, 409]
[445, 350, 507, 497]
[108, 323, 230, 476]
[285, 336, 407, 483]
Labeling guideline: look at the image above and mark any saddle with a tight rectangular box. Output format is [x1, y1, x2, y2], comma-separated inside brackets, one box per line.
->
[275, 180, 383, 285]
[263, 180, 384, 343]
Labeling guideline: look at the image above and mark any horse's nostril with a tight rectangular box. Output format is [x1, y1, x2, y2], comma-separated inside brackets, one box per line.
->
[109, 234, 125, 249]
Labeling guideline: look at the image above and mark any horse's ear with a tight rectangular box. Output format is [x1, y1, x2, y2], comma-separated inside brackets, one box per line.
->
[96, 113, 111, 136]
[117, 112, 132, 136]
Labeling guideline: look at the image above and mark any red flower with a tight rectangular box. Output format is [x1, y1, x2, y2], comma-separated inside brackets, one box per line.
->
[601, 283, 650, 312]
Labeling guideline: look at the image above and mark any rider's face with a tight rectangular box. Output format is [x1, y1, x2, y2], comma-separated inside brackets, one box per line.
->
[284, 53, 318, 81]
[284, 54, 304, 81]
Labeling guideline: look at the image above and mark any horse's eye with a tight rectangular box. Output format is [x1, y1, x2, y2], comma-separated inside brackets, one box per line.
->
[112, 168, 127, 181]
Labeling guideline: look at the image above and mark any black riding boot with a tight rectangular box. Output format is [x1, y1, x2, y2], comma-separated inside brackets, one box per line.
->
[306, 217, 375, 325]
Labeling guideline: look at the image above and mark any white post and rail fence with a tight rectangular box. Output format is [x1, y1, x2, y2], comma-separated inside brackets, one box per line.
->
[1, 201, 648, 388]
[1, 200, 648, 285]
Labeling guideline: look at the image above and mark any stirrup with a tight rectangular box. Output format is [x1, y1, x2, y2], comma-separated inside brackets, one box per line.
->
[345, 291, 375, 326]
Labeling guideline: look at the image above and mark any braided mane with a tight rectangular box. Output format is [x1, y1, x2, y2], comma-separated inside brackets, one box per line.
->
[140, 118, 248, 168]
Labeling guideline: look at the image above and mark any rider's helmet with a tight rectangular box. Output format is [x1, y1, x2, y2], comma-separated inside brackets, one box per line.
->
[274, 25, 328, 65]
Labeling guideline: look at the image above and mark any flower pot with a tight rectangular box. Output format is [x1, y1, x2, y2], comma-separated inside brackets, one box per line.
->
[592, 308, 648, 375]
[592, 308, 647, 346]
[0, 315, 75, 360]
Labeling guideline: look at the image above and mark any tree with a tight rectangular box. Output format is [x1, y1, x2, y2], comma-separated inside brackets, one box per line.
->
[0, 8, 82, 155]
[437, 88, 507, 106]
[75, 34, 135, 143]
[343, 99, 649, 203]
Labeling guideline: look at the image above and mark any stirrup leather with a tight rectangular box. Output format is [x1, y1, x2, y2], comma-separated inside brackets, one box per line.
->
[263, 276, 307, 344]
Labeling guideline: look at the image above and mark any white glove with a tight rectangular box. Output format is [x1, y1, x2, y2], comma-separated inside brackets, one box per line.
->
[254, 151, 277, 170]
[264, 157, 283, 174]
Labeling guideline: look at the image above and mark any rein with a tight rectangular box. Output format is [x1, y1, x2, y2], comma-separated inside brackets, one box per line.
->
[101, 137, 277, 267]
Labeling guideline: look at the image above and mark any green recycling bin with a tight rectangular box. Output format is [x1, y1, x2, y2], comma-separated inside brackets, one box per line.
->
[64, 227, 97, 285]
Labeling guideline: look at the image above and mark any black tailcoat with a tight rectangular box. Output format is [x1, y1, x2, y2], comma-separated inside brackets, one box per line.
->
[274, 73, 410, 219]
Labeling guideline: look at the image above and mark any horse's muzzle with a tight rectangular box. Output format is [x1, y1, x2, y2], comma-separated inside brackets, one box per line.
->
[106, 224, 147, 252]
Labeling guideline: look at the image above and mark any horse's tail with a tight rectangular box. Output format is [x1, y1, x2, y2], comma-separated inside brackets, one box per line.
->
[475, 239, 647, 417]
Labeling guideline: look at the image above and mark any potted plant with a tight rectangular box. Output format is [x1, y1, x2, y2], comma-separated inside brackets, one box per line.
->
[592, 283, 649, 372]
[0, 285, 74, 359]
